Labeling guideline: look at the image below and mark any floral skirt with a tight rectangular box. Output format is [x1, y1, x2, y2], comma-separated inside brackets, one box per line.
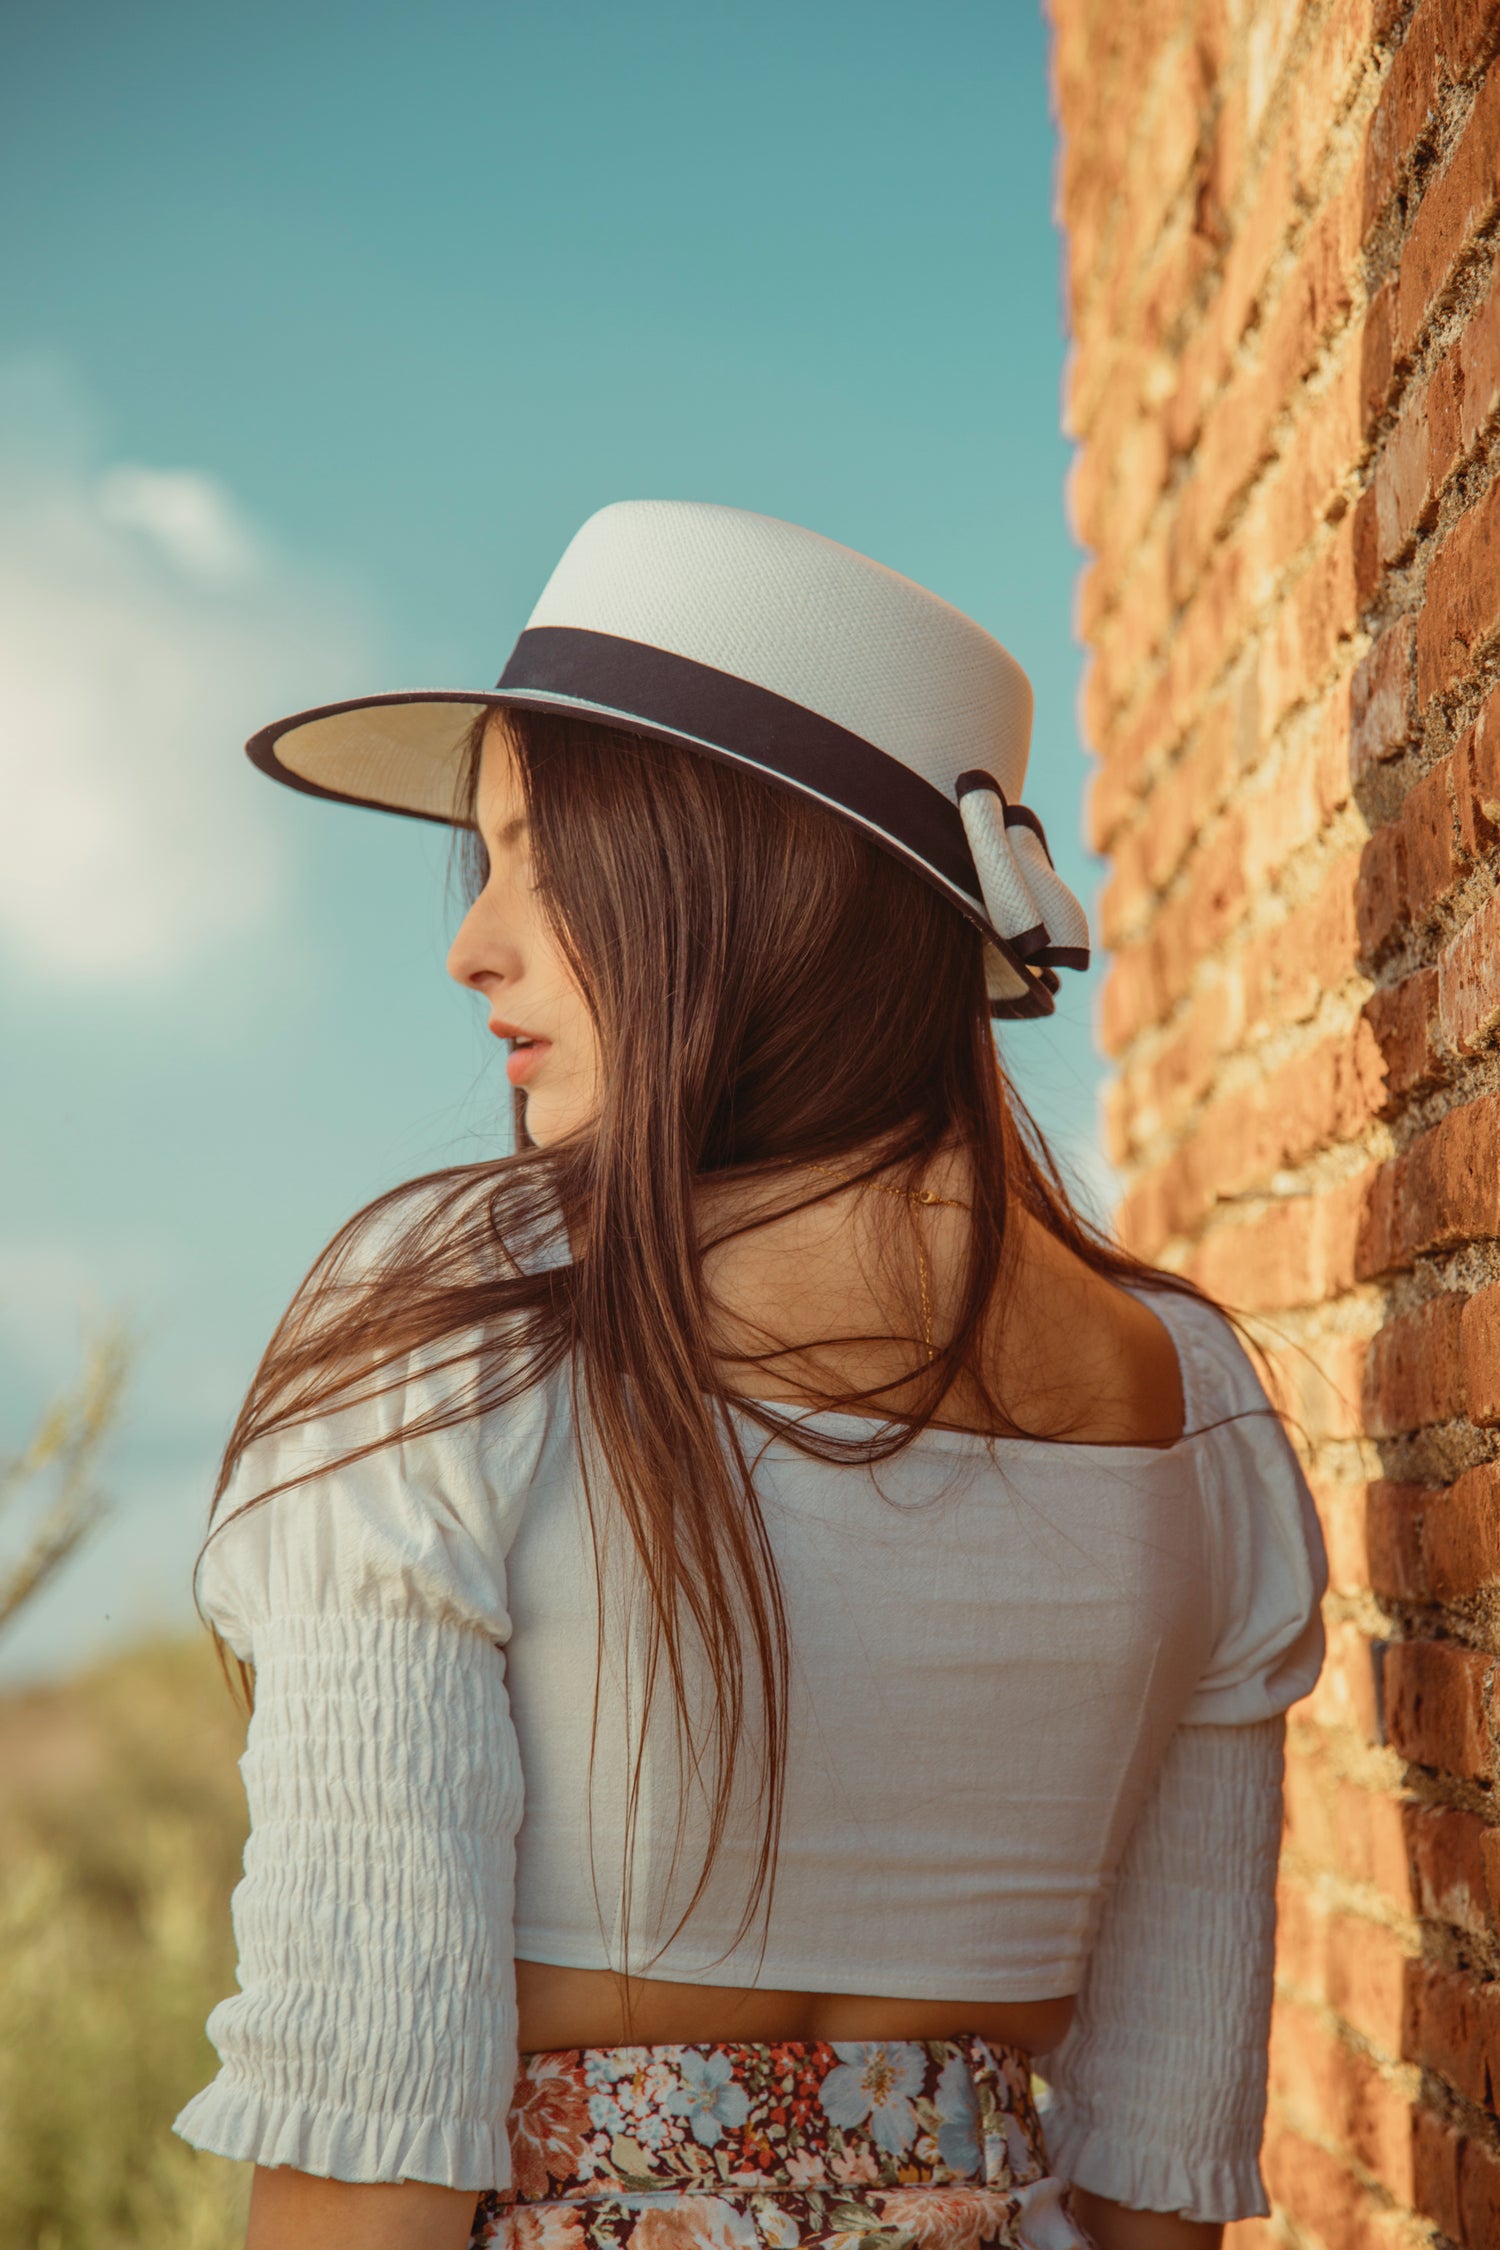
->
[468, 2038, 1090, 2250]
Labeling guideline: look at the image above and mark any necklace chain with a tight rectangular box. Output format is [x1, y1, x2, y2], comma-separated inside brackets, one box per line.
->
[801, 1161, 970, 1359]
[801, 1161, 970, 1211]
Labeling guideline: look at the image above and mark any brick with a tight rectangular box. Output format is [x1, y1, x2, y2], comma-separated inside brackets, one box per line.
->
[1140, 980, 1237, 1128]
[1172, 263, 1366, 615]
[1088, 530, 1174, 732]
[1356, 819, 1409, 959]
[1114, 1170, 1171, 1263]
[1184, 102, 1302, 409]
[1460, 2128, 1500, 2249]
[1354, 1157, 1400, 1276]
[1363, 968, 1443, 1103]
[1283, 1744, 1342, 1866]
[1425, 1462, 1500, 1595]
[1270, 1996, 1415, 2190]
[1370, 381, 1440, 564]
[1332, 1910, 1413, 2055]
[1362, 275, 1397, 433]
[1374, 260, 1500, 580]
[1222, 2221, 1276, 2250]
[1459, 248, 1500, 451]
[1262, 2121, 1408, 2247]
[1240, 853, 1362, 1029]
[1402, 753, 1460, 915]
[1092, 38, 1206, 332]
[1412, 2104, 1466, 2242]
[1431, 250, 1500, 473]
[1260, 349, 1368, 592]
[1396, 47, 1500, 357]
[1359, 1093, 1500, 1271]
[1273, 1327, 1368, 1442]
[1287, 0, 1383, 192]
[1439, 883, 1500, 1055]
[1366, 0, 1500, 221]
[1382, 1637, 1493, 1778]
[1146, 812, 1251, 1020]
[1453, 714, 1499, 843]
[1307, 686, 1368, 833]
[1067, 396, 1169, 563]
[1393, 1060, 1493, 1249]
[1404, 1959, 1500, 2108]
[1461, 1283, 1500, 1422]
[1363, 1292, 1469, 1431]
[1145, 709, 1239, 893]
[1403, 1092, 1500, 1253]
[1355, 755, 1462, 953]
[1274, 1872, 1329, 1999]
[1097, 944, 1162, 1058]
[1309, 1616, 1384, 1743]
[1350, 614, 1417, 778]
[1051, 5, 1500, 2243]
[1455, 678, 1500, 855]
[1188, 1174, 1369, 1311]
[1334, 1774, 1422, 1905]
[1123, 1024, 1387, 1250]
[1261, 516, 1362, 743]
[1404, 1800, 1500, 1936]
[1085, 744, 1135, 859]
[1365, 1478, 1427, 1598]
[1418, 470, 1500, 708]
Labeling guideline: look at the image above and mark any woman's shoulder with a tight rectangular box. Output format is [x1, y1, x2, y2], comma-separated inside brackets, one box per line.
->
[197, 1169, 578, 1658]
[998, 1223, 1188, 1448]
[318, 1161, 573, 1288]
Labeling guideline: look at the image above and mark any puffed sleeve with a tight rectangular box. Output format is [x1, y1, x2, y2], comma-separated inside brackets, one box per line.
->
[172, 1336, 555, 2191]
[1039, 1295, 1327, 2223]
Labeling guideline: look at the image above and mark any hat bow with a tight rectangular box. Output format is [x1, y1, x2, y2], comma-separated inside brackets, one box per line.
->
[956, 772, 1090, 972]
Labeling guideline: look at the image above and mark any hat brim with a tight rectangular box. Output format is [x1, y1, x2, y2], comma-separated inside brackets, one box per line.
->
[247, 687, 1056, 1018]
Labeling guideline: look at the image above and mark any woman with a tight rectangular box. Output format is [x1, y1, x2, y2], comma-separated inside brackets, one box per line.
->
[175, 503, 1325, 2250]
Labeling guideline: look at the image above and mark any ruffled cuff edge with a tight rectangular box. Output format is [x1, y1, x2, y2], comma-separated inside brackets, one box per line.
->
[172, 2072, 511, 2193]
[1041, 2097, 1269, 2225]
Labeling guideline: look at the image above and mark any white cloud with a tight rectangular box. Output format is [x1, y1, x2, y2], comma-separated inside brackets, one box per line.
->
[96, 463, 264, 585]
[0, 358, 373, 984]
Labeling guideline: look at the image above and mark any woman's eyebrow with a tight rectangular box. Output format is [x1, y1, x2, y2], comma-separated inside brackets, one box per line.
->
[491, 814, 528, 850]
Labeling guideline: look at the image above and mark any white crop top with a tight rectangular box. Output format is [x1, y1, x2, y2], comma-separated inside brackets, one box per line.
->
[174, 1279, 1326, 2223]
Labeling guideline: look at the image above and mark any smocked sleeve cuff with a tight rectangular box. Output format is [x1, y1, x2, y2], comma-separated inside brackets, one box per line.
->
[1041, 2111, 1269, 2228]
[172, 1611, 522, 2190]
[172, 2076, 510, 2194]
[1038, 1718, 1284, 2225]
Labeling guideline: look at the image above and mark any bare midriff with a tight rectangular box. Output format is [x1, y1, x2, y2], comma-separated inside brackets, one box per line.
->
[515, 1960, 1075, 2058]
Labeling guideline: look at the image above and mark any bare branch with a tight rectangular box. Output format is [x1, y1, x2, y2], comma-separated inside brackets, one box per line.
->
[0, 1327, 131, 1638]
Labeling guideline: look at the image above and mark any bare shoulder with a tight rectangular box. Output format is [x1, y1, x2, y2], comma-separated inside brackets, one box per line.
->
[998, 1217, 1187, 1448]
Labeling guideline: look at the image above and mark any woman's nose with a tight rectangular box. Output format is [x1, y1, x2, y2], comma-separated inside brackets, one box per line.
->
[446, 897, 507, 991]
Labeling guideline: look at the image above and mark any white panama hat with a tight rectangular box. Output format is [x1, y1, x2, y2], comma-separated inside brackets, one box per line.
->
[247, 500, 1089, 1018]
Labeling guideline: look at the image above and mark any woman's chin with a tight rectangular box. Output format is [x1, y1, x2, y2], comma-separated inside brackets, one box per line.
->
[520, 1090, 584, 1148]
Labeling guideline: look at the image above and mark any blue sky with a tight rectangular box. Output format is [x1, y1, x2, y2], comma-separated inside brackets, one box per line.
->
[0, 0, 1104, 1682]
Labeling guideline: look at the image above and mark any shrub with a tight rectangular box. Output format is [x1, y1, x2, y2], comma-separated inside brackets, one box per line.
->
[0, 1633, 250, 2248]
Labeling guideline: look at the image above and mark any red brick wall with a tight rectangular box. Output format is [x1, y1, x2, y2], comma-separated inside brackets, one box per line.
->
[1046, 4, 1500, 2245]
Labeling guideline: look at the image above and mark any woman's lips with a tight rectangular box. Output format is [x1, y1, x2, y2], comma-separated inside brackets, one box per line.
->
[485, 1015, 550, 1087]
[503, 1037, 550, 1087]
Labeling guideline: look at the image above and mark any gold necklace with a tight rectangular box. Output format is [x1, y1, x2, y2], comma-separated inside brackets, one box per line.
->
[802, 1161, 970, 1359]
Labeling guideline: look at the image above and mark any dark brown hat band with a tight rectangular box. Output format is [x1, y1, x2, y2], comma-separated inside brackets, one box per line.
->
[496, 627, 985, 905]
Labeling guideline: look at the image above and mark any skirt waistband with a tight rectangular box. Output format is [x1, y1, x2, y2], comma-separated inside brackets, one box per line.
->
[501, 2037, 1046, 2203]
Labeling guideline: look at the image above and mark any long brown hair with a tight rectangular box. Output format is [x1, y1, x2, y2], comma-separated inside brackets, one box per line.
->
[207, 706, 1220, 1965]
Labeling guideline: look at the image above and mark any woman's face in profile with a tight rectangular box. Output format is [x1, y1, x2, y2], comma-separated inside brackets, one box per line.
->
[446, 716, 601, 1145]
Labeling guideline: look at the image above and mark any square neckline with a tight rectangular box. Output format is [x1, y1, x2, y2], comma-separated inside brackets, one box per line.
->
[724, 1284, 1207, 1459]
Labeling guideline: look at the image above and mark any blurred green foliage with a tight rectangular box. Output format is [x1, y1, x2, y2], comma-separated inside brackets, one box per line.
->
[0, 1633, 251, 2249]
